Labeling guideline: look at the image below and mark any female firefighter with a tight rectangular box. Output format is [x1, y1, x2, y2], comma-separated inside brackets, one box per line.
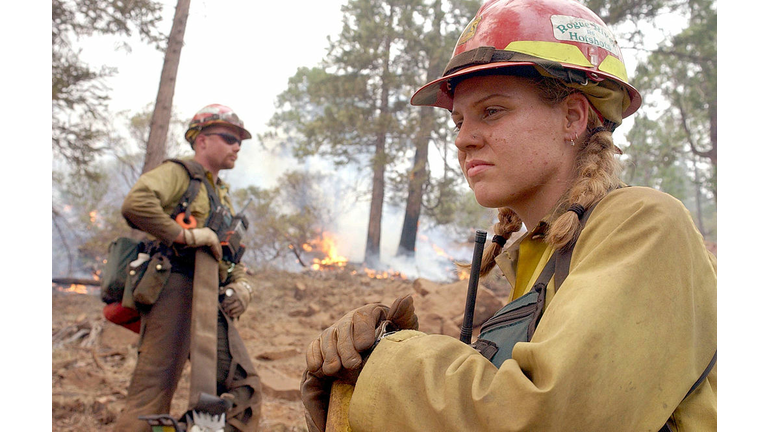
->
[300, 0, 717, 431]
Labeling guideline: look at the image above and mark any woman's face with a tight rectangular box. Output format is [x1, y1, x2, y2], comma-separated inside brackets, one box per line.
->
[451, 74, 579, 220]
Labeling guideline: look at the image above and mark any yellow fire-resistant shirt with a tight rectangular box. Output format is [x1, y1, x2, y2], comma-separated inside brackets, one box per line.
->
[350, 186, 716, 431]
[121, 159, 247, 284]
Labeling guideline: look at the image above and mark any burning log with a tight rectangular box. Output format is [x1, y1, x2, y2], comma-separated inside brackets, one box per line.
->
[52, 277, 101, 287]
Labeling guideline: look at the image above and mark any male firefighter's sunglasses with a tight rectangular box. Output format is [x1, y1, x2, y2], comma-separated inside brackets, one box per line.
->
[204, 132, 241, 145]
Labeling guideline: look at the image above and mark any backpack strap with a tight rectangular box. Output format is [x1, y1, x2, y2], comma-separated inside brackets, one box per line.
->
[540, 189, 716, 432]
[553, 202, 600, 292]
[523, 202, 600, 339]
[658, 351, 717, 432]
[685, 351, 717, 399]
[166, 159, 224, 227]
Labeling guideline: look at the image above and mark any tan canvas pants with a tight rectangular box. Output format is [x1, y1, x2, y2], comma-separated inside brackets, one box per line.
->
[113, 271, 262, 432]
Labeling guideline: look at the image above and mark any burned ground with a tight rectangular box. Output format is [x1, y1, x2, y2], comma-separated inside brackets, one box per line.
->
[52, 267, 507, 431]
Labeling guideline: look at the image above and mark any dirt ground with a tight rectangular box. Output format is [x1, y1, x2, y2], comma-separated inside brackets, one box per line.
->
[52, 242, 716, 431]
[51, 267, 440, 432]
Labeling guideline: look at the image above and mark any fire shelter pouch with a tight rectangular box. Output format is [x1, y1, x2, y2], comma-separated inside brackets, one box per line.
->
[100, 237, 143, 304]
[473, 282, 546, 368]
[130, 253, 172, 305]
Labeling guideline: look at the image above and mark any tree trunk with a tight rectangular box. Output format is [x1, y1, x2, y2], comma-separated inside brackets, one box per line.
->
[142, 0, 191, 173]
[397, 106, 431, 256]
[364, 8, 394, 268]
[692, 153, 707, 240]
[365, 138, 387, 267]
[396, 0, 445, 257]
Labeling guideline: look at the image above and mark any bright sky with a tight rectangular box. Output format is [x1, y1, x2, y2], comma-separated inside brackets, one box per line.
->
[70, 0, 503, 273]
[88, 0, 345, 127]
[77, 0, 348, 189]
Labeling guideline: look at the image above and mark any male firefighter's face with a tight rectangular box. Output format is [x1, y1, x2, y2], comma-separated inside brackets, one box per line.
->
[195, 124, 242, 171]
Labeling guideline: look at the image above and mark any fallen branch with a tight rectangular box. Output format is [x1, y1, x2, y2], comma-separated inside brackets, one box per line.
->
[91, 347, 106, 371]
[52, 277, 101, 287]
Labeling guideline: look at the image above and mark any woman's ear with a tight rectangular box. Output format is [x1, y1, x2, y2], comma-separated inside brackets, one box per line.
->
[564, 92, 590, 138]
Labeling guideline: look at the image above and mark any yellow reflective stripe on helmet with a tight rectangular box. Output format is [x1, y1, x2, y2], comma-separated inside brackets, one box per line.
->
[504, 40, 629, 83]
[504, 41, 593, 68]
[597, 55, 629, 82]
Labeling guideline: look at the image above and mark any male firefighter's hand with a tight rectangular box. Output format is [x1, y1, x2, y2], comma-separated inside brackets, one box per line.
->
[220, 280, 253, 319]
[183, 228, 223, 261]
[301, 295, 418, 432]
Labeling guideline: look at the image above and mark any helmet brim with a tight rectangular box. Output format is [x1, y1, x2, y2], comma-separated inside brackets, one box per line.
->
[207, 121, 252, 141]
[411, 62, 537, 110]
[411, 61, 641, 120]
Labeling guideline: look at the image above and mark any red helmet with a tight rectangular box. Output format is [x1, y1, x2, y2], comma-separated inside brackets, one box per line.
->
[411, 0, 641, 130]
[184, 104, 252, 145]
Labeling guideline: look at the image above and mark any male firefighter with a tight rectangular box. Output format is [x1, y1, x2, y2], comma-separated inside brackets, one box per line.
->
[114, 104, 262, 432]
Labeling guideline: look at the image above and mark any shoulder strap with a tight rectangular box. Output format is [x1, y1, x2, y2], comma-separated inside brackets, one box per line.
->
[685, 351, 717, 399]
[552, 201, 600, 293]
[529, 199, 601, 292]
[658, 351, 717, 432]
[166, 159, 223, 225]
[524, 191, 613, 341]
[166, 159, 204, 224]
[553, 203, 600, 291]
[531, 189, 716, 432]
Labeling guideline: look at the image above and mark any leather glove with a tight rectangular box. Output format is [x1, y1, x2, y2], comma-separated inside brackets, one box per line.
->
[183, 228, 223, 261]
[220, 280, 253, 319]
[301, 295, 418, 432]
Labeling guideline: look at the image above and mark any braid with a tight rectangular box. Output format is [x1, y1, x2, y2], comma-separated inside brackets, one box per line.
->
[453, 74, 622, 279]
[479, 208, 523, 276]
[546, 110, 622, 250]
[455, 208, 522, 278]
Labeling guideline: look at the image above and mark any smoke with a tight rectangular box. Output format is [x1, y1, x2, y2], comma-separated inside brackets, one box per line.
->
[231, 138, 499, 282]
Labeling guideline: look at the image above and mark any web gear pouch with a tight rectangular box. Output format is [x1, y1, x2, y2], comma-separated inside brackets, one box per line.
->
[473, 281, 546, 368]
[474, 197, 603, 368]
[129, 252, 172, 306]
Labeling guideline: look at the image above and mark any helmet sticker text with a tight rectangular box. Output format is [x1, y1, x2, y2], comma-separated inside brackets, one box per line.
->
[550, 15, 620, 59]
[457, 15, 482, 46]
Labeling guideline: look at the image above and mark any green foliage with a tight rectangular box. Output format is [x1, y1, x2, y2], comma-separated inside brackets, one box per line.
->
[52, 104, 189, 277]
[52, 0, 165, 178]
[262, 0, 486, 260]
[265, 66, 376, 166]
[583, 0, 682, 26]
[263, 0, 442, 263]
[264, 0, 420, 165]
[582, 0, 717, 240]
[233, 170, 344, 270]
[52, 163, 135, 277]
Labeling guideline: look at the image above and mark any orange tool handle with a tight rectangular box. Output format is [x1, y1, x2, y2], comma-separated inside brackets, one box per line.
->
[175, 213, 198, 229]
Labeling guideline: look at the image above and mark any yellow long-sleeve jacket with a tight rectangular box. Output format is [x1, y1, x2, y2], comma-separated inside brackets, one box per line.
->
[349, 186, 716, 431]
[121, 159, 248, 284]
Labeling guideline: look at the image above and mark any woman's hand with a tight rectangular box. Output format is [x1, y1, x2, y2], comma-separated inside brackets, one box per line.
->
[301, 294, 418, 431]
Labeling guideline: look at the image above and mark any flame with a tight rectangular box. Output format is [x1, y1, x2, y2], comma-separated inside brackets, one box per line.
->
[89, 210, 98, 223]
[456, 269, 470, 280]
[55, 284, 89, 294]
[362, 268, 406, 280]
[431, 243, 451, 258]
[307, 232, 348, 270]
[301, 233, 406, 279]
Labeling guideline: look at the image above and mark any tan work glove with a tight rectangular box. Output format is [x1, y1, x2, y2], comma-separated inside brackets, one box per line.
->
[183, 228, 223, 261]
[220, 280, 253, 319]
[301, 295, 418, 432]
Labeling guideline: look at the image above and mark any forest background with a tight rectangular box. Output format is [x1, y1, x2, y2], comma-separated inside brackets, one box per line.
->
[50, 0, 718, 281]
[22, 0, 760, 428]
